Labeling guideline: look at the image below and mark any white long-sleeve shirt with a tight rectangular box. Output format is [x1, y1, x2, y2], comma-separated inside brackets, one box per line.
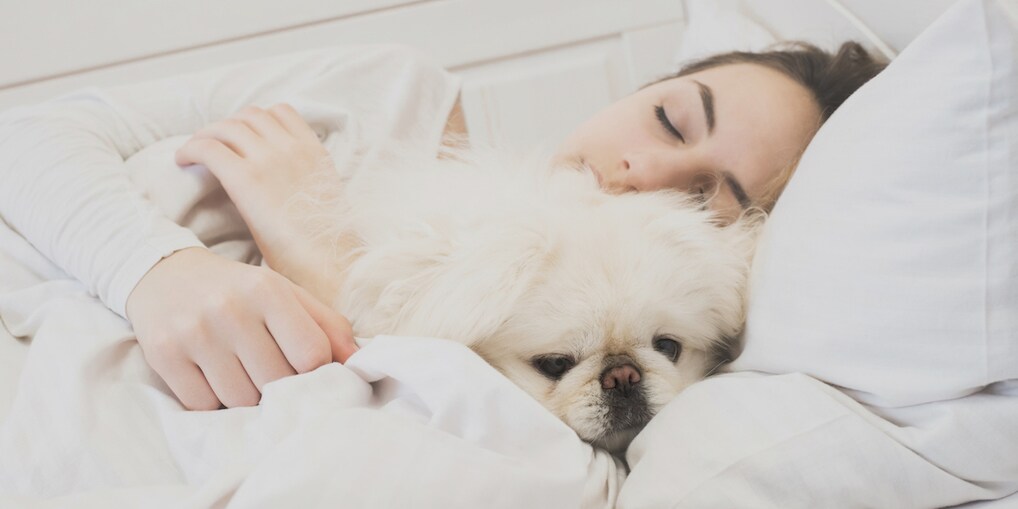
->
[0, 44, 461, 320]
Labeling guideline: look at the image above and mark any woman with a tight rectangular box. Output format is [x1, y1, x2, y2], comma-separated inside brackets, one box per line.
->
[0, 42, 884, 411]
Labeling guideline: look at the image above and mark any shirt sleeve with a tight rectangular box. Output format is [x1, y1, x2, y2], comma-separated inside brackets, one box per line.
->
[0, 44, 461, 320]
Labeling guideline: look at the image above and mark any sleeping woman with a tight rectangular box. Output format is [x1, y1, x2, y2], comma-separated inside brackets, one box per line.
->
[0, 41, 884, 411]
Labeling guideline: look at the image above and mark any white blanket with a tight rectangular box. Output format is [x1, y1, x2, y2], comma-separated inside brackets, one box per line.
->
[0, 138, 624, 508]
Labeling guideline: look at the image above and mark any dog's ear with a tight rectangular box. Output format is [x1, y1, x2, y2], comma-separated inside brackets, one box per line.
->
[723, 207, 766, 263]
[346, 226, 552, 346]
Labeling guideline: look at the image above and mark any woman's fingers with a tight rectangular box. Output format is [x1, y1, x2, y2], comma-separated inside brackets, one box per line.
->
[233, 105, 292, 142]
[259, 277, 334, 374]
[191, 118, 264, 158]
[175, 137, 266, 202]
[174, 137, 248, 183]
[289, 282, 358, 363]
[197, 351, 262, 408]
[232, 324, 299, 392]
[267, 103, 321, 143]
[152, 356, 222, 411]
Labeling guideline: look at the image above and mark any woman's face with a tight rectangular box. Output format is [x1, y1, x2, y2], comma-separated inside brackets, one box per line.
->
[555, 63, 823, 218]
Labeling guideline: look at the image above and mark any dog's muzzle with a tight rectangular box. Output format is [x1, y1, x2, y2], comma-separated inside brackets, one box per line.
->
[599, 355, 652, 431]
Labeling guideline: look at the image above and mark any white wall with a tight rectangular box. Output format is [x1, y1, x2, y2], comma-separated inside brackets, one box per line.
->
[0, 0, 685, 151]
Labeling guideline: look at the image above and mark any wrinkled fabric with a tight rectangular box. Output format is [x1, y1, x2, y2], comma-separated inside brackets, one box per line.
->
[0, 232, 622, 507]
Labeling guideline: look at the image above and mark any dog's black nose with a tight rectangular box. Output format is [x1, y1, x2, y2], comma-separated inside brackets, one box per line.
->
[601, 364, 641, 392]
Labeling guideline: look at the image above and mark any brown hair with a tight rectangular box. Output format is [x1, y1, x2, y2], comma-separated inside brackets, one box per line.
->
[656, 41, 887, 209]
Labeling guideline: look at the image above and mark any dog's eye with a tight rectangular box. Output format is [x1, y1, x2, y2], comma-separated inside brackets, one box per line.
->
[532, 355, 576, 380]
[653, 336, 682, 362]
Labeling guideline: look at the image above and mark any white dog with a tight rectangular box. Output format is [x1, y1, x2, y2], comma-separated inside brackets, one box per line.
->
[291, 144, 758, 453]
[129, 136, 756, 452]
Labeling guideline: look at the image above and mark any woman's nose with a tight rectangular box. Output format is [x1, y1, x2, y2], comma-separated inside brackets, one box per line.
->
[622, 151, 696, 192]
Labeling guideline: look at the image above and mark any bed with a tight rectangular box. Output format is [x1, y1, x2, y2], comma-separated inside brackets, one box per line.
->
[2, 0, 1016, 507]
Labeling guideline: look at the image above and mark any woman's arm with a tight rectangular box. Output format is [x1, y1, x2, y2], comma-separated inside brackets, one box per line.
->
[0, 44, 459, 409]
[175, 94, 469, 308]
[0, 43, 456, 317]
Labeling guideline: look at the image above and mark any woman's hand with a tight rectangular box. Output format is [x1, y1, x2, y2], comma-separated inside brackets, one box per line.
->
[126, 247, 357, 410]
[174, 103, 344, 299]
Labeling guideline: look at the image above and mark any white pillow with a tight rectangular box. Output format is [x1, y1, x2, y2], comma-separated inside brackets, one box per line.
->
[732, 0, 1018, 407]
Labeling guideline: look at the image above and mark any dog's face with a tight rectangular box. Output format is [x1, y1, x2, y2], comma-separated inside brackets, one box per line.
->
[470, 190, 753, 452]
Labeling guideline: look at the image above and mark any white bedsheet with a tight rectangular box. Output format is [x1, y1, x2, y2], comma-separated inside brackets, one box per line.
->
[0, 214, 623, 508]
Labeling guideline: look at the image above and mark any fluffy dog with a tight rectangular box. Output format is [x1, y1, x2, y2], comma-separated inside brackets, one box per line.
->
[129, 135, 756, 452]
[295, 145, 758, 453]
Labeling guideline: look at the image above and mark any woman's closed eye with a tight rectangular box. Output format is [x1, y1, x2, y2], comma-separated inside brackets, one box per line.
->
[692, 173, 720, 200]
[655, 105, 684, 143]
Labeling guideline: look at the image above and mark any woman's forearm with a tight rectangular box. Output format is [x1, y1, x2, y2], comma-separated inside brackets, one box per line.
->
[0, 100, 207, 319]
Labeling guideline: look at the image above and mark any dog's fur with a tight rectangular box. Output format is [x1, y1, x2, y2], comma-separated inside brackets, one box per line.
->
[293, 145, 758, 452]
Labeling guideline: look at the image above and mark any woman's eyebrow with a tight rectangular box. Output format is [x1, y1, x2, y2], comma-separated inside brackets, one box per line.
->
[692, 80, 716, 135]
[722, 172, 752, 209]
